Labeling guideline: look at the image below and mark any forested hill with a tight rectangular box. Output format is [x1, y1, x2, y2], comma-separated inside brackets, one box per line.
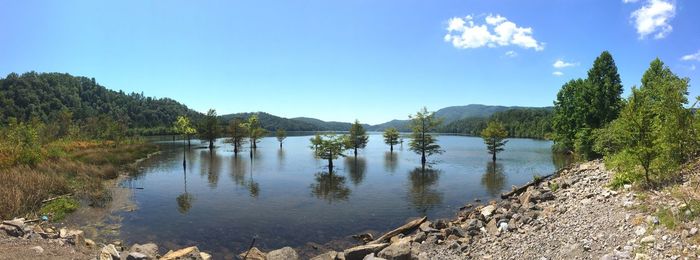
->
[0, 72, 201, 130]
[439, 107, 553, 139]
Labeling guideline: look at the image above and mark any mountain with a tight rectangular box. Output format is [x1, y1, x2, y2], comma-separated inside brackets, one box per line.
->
[0, 72, 201, 131]
[368, 105, 536, 131]
[367, 119, 411, 132]
[219, 112, 319, 131]
[292, 117, 359, 131]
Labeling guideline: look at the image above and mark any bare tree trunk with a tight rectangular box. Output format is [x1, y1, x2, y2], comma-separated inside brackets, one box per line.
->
[390, 144, 393, 153]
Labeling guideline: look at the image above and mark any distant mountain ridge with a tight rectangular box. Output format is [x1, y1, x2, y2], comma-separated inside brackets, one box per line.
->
[219, 104, 549, 132]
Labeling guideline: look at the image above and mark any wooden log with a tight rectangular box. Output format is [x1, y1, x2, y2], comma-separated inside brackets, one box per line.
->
[367, 216, 427, 245]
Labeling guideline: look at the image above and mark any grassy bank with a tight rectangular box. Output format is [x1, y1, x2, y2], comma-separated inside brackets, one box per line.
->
[0, 140, 158, 220]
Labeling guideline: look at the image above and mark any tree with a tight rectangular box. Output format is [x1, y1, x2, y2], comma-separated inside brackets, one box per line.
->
[310, 134, 348, 173]
[244, 115, 266, 149]
[383, 127, 400, 152]
[346, 120, 369, 157]
[174, 116, 197, 147]
[481, 121, 509, 161]
[594, 58, 692, 188]
[587, 51, 624, 128]
[408, 107, 444, 168]
[198, 109, 220, 149]
[228, 118, 248, 154]
[310, 133, 322, 150]
[276, 128, 287, 148]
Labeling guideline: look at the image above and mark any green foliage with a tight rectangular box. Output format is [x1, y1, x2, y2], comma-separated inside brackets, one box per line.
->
[409, 107, 444, 166]
[244, 114, 267, 149]
[481, 121, 509, 161]
[383, 127, 401, 151]
[310, 134, 348, 171]
[0, 72, 201, 132]
[198, 109, 221, 149]
[276, 128, 287, 146]
[227, 118, 248, 154]
[39, 197, 79, 221]
[595, 58, 693, 187]
[173, 116, 197, 140]
[346, 120, 369, 156]
[549, 182, 559, 192]
[552, 51, 624, 158]
[441, 108, 552, 139]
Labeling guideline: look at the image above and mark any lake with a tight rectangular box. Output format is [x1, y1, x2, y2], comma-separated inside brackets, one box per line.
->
[117, 133, 568, 258]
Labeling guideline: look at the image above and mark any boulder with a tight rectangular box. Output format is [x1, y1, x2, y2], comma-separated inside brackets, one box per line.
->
[432, 219, 448, 230]
[239, 247, 266, 260]
[419, 222, 437, 233]
[539, 191, 555, 201]
[311, 251, 338, 260]
[30, 246, 44, 254]
[65, 229, 85, 247]
[412, 232, 427, 243]
[640, 235, 655, 244]
[377, 238, 411, 260]
[99, 244, 120, 260]
[267, 247, 299, 260]
[129, 243, 159, 259]
[344, 243, 389, 260]
[199, 252, 212, 260]
[446, 226, 467, 238]
[161, 246, 202, 260]
[486, 219, 498, 235]
[480, 205, 496, 218]
[362, 254, 387, 260]
[353, 233, 374, 244]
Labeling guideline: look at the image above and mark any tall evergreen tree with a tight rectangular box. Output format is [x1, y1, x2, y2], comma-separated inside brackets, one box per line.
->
[481, 121, 509, 161]
[408, 107, 443, 168]
[198, 109, 220, 149]
[228, 118, 248, 154]
[310, 134, 348, 173]
[346, 120, 369, 157]
[276, 128, 287, 148]
[245, 115, 266, 149]
[383, 127, 401, 152]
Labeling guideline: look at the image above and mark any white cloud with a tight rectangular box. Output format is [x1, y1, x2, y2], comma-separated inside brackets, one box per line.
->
[444, 14, 544, 51]
[691, 65, 697, 71]
[553, 59, 577, 69]
[623, 0, 640, 3]
[504, 50, 518, 58]
[631, 0, 676, 39]
[681, 50, 700, 61]
[553, 71, 564, 76]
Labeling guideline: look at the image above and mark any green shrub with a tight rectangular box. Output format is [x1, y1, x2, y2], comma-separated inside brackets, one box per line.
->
[39, 197, 79, 221]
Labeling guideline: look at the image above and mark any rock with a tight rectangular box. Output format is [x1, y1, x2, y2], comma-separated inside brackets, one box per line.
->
[0, 224, 22, 237]
[412, 232, 427, 243]
[640, 235, 655, 244]
[344, 243, 389, 260]
[539, 191, 555, 201]
[267, 247, 299, 260]
[239, 247, 266, 260]
[447, 226, 467, 238]
[389, 234, 404, 243]
[30, 246, 44, 254]
[362, 254, 387, 260]
[634, 226, 646, 236]
[377, 237, 411, 260]
[353, 233, 375, 243]
[481, 205, 496, 218]
[498, 222, 509, 232]
[634, 253, 650, 260]
[127, 252, 148, 260]
[311, 251, 338, 260]
[65, 229, 85, 247]
[646, 216, 659, 225]
[161, 246, 201, 260]
[690, 227, 698, 236]
[432, 219, 448, 229]
[85, 238, 96, 247]
[486, 219, 498, 235]
[99, 244, 120, 260]
[419, 222, 437, 233]
[130, 243, 159, 259]
[59, 228, 67, 238]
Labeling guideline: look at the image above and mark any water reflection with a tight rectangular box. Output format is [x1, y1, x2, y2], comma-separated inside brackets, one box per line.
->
[247, 155, 260, 198]
[480, 161, 506, 197]
[277, 148, 285, 170]
[200, 150, 221, 188]
[310, 172, 351, 203]
[383, 152, 398, 173]
[344, 157, 366, 186]
[552, 153, 573, 170]
[407, 167, 443, 214]
[230, 155, 247, 186]
[176, 167, 194, 214]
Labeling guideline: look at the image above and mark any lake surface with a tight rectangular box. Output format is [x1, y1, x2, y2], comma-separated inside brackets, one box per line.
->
[118, 134, 568, 258]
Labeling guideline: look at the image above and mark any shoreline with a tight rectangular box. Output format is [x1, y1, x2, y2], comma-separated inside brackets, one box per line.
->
[2, 159, 698, 259]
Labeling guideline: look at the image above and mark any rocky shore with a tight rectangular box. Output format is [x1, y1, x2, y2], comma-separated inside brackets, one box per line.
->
[2, 159, 699, 259]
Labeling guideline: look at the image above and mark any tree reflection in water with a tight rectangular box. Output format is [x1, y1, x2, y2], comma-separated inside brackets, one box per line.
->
[345, 157, 366, 186]
[310, 172, 351, 203]
[384, 152, 398, 173]
[408, 167, 443, 214]
[176, 166, 194, 214]
[480, 161, 506, 197]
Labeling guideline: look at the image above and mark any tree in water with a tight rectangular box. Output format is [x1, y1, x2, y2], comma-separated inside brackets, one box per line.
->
[481, 121, 509, 162]
[310, 134, 348, 173]
[346, 120, 369, 157]
[383, 127, 400, 152]
[227, 118, 248, 155]
[408, 107, 443, 168]
[276, 128, 287, 148]
[198, 109, 220, 149]
[245, 115, 266, 149]
[173, 115, 197, 148]
[310, 172, 351, 203]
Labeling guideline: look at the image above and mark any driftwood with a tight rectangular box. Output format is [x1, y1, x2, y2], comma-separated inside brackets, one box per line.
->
[1, 221, 25, 236]
[500, 164, 576, 199]
[368, 216, 427, 245]
[500, 173, 554, 199]
[41, 193, 73, 203]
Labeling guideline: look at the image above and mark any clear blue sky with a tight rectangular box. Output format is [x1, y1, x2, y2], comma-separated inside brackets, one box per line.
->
[1, 0, 699, 124]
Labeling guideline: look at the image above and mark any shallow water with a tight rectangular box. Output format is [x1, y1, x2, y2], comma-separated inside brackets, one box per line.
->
[119, 134, 568, 258]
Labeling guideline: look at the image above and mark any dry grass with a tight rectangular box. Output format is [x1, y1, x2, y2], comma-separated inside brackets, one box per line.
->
[0, 142, 157, 220]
